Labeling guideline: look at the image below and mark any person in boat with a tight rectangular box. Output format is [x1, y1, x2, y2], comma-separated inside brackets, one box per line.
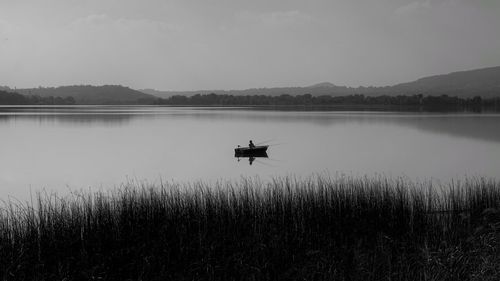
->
[249, 140, 255, 149]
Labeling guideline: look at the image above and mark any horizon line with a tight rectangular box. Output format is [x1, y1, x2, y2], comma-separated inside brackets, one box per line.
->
[2, 64, 499, 93]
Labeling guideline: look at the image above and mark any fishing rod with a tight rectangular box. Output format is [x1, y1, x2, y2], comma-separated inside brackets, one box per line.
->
[253, 158, 276, 167]
[255, 139, 274, 145]
[266, 142, 286, 147]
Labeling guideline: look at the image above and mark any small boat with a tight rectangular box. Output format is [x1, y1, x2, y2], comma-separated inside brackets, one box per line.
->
[234, 145, 269, 155]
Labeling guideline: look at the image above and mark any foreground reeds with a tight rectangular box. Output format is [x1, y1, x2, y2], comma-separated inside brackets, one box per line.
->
[1, 176, 499, 280]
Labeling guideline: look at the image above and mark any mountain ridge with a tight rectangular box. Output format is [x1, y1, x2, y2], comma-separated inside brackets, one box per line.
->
[9, 85, 157, 104]
[141, 66, 500, 98]
[2, 66, 499, 103]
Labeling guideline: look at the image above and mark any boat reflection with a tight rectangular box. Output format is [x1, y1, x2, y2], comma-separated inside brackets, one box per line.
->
[235, 151, 269, 165]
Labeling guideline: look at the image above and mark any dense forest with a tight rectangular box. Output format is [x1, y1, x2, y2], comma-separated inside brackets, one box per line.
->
[0, 90, 76, 105]
[3, 88, 500, 110]
[154, 93, 500, 109]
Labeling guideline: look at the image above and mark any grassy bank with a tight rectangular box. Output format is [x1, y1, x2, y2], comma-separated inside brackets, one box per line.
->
[1, 176, 500, 280]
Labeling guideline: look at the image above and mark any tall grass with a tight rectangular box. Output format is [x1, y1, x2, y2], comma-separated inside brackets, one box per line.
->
[1, 176, 499, 280]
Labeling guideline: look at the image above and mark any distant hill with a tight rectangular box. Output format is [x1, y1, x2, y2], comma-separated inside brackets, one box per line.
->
[2, 66, 499, 105]
[307, 82, 338, 88]
[140, 85, 355, 99]
[389, 66, 500, 97]
[15, 85, 157, 104]
[142, 66, 500, 98]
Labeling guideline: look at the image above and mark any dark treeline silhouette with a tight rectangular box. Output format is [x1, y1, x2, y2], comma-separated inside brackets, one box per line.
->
[0, 90, 76, 105]
[25, 95, 76, 105]
[2, 85, 156, 105]
[154, 92, 500, 109]
[3, 88, 500, 109]
[0, 90, 28, 104]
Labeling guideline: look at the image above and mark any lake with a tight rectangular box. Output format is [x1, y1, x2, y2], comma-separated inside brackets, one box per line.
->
[1, 105, 500, 200]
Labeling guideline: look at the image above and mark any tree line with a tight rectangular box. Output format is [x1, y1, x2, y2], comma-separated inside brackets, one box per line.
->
[0, 90, 76, 105]
[154, 93, 498, 108]
[3, 89, 500, 109]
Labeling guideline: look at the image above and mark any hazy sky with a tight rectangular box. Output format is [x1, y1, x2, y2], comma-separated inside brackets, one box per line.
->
[0, 0, 499, 90]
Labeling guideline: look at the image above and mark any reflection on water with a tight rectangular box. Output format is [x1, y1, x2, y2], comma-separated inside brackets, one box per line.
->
[2, 106, 500, 143]
[0, 114, 134, 126]
[1, 106, 500, 200]
[235, 151, 269, 165]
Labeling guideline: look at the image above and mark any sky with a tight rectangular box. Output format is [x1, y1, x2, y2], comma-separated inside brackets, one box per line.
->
[0, 0, 499, 90]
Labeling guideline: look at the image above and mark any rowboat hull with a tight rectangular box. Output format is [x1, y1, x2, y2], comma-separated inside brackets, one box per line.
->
[235, 151, 268, 158]
[234, 145, 268, 155]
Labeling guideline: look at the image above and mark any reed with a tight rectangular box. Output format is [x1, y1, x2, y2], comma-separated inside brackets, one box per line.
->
[1, 175, 499, 280]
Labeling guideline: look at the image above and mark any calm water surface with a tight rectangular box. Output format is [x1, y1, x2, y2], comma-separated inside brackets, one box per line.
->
[1, 106, 500, 199]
